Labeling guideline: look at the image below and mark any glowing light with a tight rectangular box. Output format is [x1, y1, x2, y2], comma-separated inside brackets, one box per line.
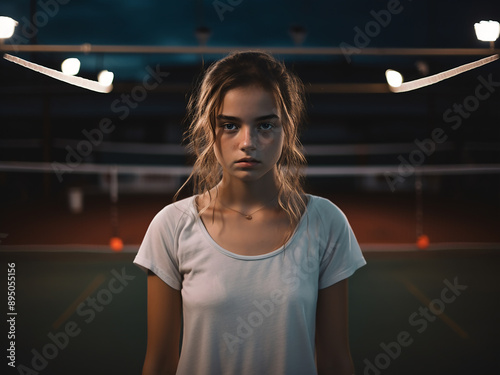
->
[390, 54, 498, 93]
[4, 54, 112, 93]
[385, 69, 403, 87]
[474, 20, 500, 42]
[416, 234, 429, 250]
[61, 58, 80, 76]
[98, 70, 114, 86]
[0, 16, 18, 39]
[110, 237, 123, 252]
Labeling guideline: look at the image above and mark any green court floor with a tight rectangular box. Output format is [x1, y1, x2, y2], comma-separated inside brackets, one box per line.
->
[1, 249, 499, 375]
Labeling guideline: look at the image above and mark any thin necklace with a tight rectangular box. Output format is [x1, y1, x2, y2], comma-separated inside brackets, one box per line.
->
[217, 196, 277, 220]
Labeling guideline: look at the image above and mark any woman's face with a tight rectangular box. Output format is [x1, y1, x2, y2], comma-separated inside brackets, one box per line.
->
[214, 86, 284, 183]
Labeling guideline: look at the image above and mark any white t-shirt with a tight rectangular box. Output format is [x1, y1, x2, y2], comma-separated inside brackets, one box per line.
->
[134, 194, 366, 375]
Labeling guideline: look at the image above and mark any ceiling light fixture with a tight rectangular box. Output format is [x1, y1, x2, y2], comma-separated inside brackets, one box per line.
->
[61, 57, 80, 76]
[385, 69, 403, 87]
[389, 54, 498, 93]
[98, 70, 114, 86]
[195, 26, 211, 46]
[0, 16, 18, 39]
[4, 54, 112, 93]
[289, 25, 307, 46]
[386, 21, 500, 93]
[474, 20, 500, 48]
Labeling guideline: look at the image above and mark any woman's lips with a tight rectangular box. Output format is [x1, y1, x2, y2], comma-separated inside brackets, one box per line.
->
[235, 158, 260, 167]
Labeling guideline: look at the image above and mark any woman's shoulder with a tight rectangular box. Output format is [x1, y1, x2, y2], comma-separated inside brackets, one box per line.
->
[150, 195, 197, 227]
[307, 194, 343, 211]
[306, 194, 349, 222]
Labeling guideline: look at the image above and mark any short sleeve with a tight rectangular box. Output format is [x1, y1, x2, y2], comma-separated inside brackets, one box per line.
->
[316, 198, 366, 289]
[133, 205, 183, 290]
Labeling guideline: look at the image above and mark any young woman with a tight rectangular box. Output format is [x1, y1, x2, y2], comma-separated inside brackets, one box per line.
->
[134, 51, 366, 375]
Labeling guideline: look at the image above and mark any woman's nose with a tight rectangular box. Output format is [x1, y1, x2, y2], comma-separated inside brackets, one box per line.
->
[240, 126, 256, 150]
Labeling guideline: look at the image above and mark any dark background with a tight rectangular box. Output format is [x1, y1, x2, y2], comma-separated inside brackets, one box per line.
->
[1, 2, 500, 375]
[1, 0, 499, 203]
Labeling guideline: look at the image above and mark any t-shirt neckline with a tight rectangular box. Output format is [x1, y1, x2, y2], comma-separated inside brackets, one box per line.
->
[191, 194, 312, 261]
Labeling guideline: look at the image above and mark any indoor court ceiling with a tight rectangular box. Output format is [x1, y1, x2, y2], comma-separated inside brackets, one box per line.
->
[1, 0, 499, 85]
[0, 0, 499, 167]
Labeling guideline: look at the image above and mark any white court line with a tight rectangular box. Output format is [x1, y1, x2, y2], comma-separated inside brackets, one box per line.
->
[3, 54, 112, 93]
[391, 54, 499, 93]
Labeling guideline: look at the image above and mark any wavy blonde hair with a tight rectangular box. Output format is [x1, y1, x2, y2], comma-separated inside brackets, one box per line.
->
[176, 51, 308, 225]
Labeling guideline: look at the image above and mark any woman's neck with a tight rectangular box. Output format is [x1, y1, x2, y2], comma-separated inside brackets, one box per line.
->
[216, 172, 279, 210]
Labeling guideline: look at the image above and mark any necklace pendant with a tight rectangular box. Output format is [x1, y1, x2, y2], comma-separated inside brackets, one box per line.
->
[245, 215, 252, 220]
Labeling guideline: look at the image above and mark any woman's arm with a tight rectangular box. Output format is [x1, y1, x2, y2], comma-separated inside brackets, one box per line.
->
[142, 271, 182, 375]
[315, 279, 355, 375]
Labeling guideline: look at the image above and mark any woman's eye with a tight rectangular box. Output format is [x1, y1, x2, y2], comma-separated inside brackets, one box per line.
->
[223, 123, 237, 131]
[259, 123, 274, 131]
